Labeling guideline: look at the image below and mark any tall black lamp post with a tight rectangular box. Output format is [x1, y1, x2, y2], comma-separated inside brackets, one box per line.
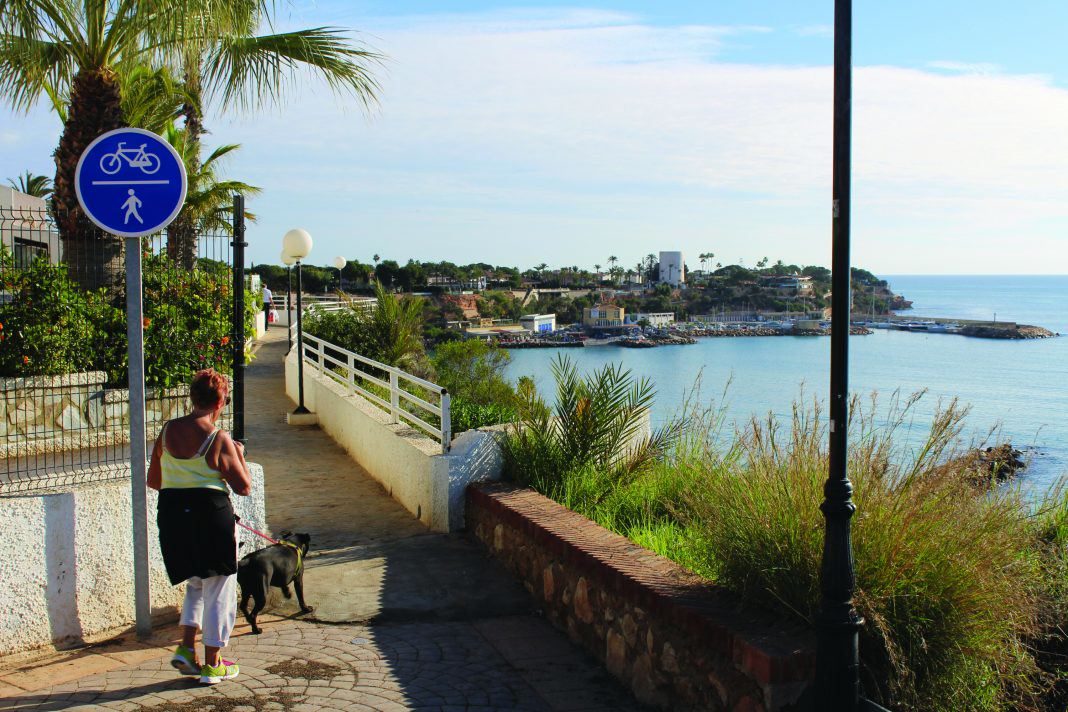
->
[282, 228, 312, 414]
[281, 250, 295, 352]
[815, 0, 864, 710]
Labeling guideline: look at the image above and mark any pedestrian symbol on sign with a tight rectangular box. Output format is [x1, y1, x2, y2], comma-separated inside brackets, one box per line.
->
[122, 189, 143, 225]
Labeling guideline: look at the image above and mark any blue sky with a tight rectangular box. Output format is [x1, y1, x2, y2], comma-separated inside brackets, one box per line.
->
[3, 2, 1067, 274]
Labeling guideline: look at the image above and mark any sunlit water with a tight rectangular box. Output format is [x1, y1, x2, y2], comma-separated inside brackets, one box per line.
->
[504, 275, 1068, 496]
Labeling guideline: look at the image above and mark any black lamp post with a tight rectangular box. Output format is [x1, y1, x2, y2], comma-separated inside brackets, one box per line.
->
[281, 250, 295, 353]
[815, 1, 864, 710]
[282, 229, 312, 415]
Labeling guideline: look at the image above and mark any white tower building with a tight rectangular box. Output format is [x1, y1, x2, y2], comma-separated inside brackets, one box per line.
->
[658, 251, 684, 287]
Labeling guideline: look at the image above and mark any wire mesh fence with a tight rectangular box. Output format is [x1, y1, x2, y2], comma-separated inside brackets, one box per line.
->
[1, 203, 250, 494]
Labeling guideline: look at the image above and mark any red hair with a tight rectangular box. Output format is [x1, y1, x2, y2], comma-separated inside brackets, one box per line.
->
[190, 369, 228, 410]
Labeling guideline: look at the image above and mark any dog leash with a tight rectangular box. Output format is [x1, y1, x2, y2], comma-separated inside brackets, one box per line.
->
[236, 520, 280, 545]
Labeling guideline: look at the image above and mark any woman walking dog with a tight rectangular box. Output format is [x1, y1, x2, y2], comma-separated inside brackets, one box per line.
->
[148, 369, 251, 685]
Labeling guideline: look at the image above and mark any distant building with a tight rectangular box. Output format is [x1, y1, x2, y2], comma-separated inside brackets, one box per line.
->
[0, 186, 59, 268]
[629, 312, 674, 327]
[583, 303, 625, 328]
[658, 251, 684, 287]
[463, 320, 526, 341]
[759, 275, 813, 295]
[520, 313, 556, 333]
[427, 274, 487, 292]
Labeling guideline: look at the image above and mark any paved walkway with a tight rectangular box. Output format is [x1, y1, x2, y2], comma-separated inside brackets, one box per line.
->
[0, 329, 643, 711]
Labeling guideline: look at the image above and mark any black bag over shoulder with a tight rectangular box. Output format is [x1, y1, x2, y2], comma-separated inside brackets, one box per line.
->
[157, 488, 237, 585]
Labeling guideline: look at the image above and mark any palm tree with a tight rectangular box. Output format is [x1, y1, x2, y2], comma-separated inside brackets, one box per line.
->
[162, 126, 259, 261]
[6, 171, 53, 199]
[0, 0, 381, 285]
[607, 255, 618, 283]
[166, 5, 382, 264]
[367, 281, 425, 373]
[0, 1, 201, 285]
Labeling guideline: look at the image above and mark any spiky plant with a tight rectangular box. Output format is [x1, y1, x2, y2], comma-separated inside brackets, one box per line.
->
[500, 355, 681, 499]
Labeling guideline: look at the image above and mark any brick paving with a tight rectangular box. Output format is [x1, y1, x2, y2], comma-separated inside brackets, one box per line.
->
[0, 329, 645, 711]
[0, 615, 641, 711]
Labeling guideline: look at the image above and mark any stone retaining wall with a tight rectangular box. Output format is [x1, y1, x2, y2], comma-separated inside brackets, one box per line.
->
[467, 483, 814, 711]
[1, 372, 232, 458]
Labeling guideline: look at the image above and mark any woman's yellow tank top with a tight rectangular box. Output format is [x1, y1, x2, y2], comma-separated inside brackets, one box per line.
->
[159, 422, 227, 491]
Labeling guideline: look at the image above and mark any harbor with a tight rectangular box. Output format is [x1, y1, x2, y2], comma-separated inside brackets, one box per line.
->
[495, 315, 1056, 350]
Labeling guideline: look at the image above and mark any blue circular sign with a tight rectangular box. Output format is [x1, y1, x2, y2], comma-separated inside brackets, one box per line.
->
[75, 128, 188, 238]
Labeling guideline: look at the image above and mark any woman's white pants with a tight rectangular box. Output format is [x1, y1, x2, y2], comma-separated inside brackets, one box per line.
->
[180, 574, 237, 648]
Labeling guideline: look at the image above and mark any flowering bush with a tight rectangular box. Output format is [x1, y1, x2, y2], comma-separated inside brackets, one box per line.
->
[0, 251, 256, 387]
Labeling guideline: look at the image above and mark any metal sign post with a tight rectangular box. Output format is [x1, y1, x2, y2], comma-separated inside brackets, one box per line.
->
[76, 128, 187, 639]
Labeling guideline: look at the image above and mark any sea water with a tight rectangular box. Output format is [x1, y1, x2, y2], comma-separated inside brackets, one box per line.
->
[504, 275, 1068, 495]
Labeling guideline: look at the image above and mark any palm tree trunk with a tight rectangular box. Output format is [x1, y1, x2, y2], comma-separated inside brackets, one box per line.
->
[167, 61, 204, 269]
[53, 69, 126, 290]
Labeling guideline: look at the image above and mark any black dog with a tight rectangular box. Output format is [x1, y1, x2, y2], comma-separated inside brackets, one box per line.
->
[237, 531, 313, 634]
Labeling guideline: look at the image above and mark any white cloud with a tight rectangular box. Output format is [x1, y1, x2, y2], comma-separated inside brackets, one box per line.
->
[926, 60, 1002, 75]
[4, 9, 1065, 274]
[795, 24, 833, 38]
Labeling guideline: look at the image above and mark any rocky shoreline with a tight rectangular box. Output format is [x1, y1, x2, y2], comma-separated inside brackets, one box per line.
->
[961, 324, 1058, 339]
[940, 443, 1028, 485]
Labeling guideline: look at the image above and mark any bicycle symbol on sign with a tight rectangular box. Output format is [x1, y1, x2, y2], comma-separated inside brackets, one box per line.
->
[99, 142, 162, 175]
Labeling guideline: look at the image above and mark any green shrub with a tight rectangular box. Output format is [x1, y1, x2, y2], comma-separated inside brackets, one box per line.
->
[431, 339, 516, 407]
[0, 257, 118, 377]
[450, 398, 516, 433]
[0, 252, 256, 387]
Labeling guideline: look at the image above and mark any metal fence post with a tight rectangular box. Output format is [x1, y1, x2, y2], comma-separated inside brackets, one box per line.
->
[231, 194, 246, 445]
[440, 391, 452, 454]
[389, 371, 400, 424]
[125, 236, 151, 639]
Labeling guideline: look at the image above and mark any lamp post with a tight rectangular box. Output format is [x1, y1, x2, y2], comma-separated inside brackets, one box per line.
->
[333, 255, 346, 293]
[281, 250, 296, 352]
[283, 229, 313, 414]
[815, 1, 866, 710]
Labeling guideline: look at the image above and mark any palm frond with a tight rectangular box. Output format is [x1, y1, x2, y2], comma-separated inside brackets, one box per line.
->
[0, 32, 73, 112]
[118, 63, 192, 132]
[203, 27, 382, 111]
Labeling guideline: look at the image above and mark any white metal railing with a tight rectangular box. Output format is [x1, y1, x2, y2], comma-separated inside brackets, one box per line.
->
[298, 332, 451, 453]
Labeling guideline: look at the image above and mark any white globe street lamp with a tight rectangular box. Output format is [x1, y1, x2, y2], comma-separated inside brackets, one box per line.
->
[333, 255, 346, 292]
[282, 228, 312, 261]
[282, 229, 313, 414]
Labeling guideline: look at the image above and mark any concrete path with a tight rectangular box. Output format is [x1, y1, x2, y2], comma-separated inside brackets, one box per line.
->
[0, 328, 643, 711]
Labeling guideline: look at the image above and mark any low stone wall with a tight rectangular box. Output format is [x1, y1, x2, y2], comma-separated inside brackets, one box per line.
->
[0, 464, 267, 657]
[285, 349, 503, 532]
[467, 484, 814, 711]
[1, 373, 232, 458]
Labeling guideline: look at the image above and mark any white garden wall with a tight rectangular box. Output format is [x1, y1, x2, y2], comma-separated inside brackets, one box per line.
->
[0, 464, 266, 656]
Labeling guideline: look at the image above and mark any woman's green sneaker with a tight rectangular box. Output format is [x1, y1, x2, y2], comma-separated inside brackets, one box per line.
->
[199, 659, 239, 685]
[170, 645, 199, 676]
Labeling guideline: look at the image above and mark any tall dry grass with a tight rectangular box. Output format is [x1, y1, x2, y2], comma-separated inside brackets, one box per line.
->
[677, 393, 1054, 711]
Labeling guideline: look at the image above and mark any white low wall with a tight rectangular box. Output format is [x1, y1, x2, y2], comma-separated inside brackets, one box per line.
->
[285, 350, 502, 532]
[0, 464, 267, 657]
